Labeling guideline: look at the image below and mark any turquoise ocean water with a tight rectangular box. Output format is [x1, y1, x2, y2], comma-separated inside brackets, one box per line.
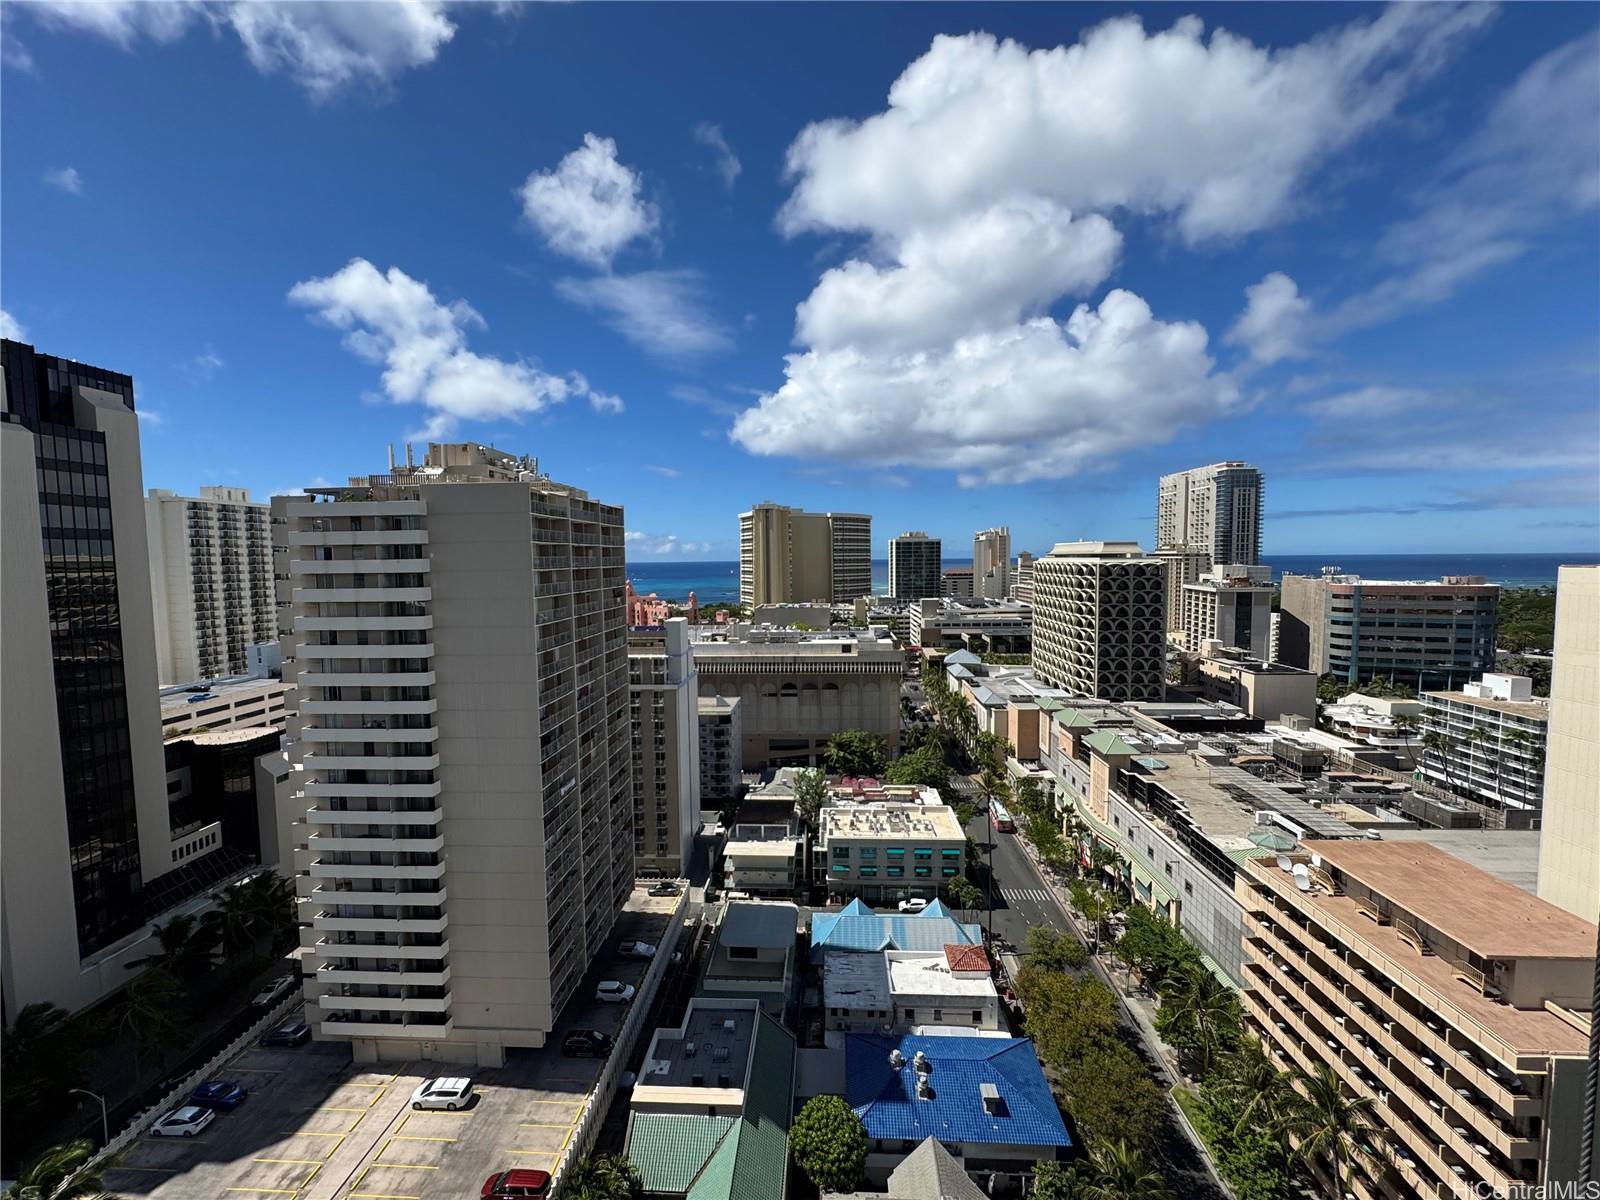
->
[624, 553, 1599, 605]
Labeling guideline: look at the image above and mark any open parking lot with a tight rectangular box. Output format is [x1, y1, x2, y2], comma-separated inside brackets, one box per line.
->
[104, 888, 684, 1200]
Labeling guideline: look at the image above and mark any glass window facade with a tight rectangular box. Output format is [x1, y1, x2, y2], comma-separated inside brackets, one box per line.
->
[3, 339, 146, 957]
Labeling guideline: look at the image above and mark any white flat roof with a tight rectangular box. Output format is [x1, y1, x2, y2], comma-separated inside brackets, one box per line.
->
[887, 954, 999, 999]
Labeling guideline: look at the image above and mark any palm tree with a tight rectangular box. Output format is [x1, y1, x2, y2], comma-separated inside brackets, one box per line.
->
[1156, 963, 1240, 1076]
[4, 1138, 117, 1200]
[203, 882, 263, 967]
[1419, 730, 1456, 792]
[1071, 1139, 1173, 1200]
[3, 1002, 91, 1111]
[241, 872, 296, 952]
[1223, 1041, 1299, 1142]
[562, 1152, 640, 1200]
[1389, 713, 1421, 767]
[1283, 1063, 1384, 1200]
[116, 969, 187, 1079]
[1466, 724, 1498, 803]
[1501, 727, 1537, 801]
[124, 913, 217, 984]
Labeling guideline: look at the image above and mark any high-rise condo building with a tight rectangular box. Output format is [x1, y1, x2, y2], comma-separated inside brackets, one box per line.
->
[1156, 461, 1263, 567]
[1537, 563, 1599, 921]
[1239, 840, 1596, 1197]
[887, 531, 942, 601]
[1012, 551, 1034, 604]
[1030, 542, 1166, 701]
[146, 486, 275, 684]
[1278, 571, 1498, 691]
[1155, 544, 1211, 638]
[941, 567, 975, 599]
[973, 526, 1011, 600]
[628, 619, 700, 877]
[1178, 563, 1273, 658]
[277, 442, 631, 1065]
[1, 341, 174, 1012]
[738, 503, 872, 607]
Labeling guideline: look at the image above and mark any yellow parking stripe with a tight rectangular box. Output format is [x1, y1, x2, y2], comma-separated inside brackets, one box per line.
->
[518, 1122, 571, 1129]
[285, 1129, 347, 1136]
[372, 1162, 439, 1170]
[224, 1189, 299, 1196]
[389, 1134, 456, 1143]
[254, 1158, 324, 1166]
[349, 1193, 420, 1200]
[317, 1106, 371, 1114]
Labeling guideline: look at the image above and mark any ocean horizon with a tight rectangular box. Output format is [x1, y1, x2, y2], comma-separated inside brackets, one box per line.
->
[624, 551, 1599, 605]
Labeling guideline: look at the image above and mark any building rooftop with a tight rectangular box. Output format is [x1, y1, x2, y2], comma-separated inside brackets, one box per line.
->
[811, 900, 984, 961]
[639, 1003, 758, 1093]
[723, 839, 797, 859]
[1309, 840, 1596, 960]
[1375, 829, 1542, 895]
[888, 953, 1000, 999]
[698, 694, 740, 714]
[729, 796, 794, 827]
[1420, 689, 1549, 721]
[845, 1033, 1071, 1149]
[1044, 540, 1151, 559]
[159, 676, 286, 715]
[824, 951, 891, 1013]
[821, 803, 964, 842]
[718, 902, 798, 950]
[944, 944, 991, 974]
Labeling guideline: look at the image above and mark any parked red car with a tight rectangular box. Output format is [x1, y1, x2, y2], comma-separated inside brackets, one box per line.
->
[482, 1169, 551, 1199]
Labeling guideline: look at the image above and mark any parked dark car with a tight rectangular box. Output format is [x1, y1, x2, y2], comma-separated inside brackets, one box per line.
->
[648, 882, 680, 897]
[560, 1029, 612, 1058]
[189, 1080, 248, 1111]
[259, 1019, 311, 1048]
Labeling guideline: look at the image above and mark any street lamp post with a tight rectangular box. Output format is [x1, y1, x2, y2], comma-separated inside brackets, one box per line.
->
[70, 1087, 108, 1147]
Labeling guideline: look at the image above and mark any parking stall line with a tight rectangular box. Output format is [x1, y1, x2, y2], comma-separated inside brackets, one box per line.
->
[348, 1194, 420, 1200]
[371, 1163, 438, 1171]
[388, 1134, 455, 1143]
[255, 1158, 325, 1167]
[223, 1189, 300, 1196]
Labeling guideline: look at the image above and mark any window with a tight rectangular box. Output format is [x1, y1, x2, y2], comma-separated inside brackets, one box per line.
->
[940, 848, 961, 859]
[941, 866, 958, 877]
[859, 847, 877, 861]
[831, 864, 850, 874]
[914, 848, 932, 861]
[860, 867, 877, 878]
[932, 1009, 943, 1022]
[1184, 880, 1193, 895]
[903, 1009, 915, 1023]
[885, 847, 905, 859]
[887, 866, 904, 878]
[971, 1010, 982, 1023]
[833, 846, 851, 860]
[914, 866, 932, 878]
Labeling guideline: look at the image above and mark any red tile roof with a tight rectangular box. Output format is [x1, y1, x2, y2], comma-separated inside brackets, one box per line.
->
[944, 944, 990, 973]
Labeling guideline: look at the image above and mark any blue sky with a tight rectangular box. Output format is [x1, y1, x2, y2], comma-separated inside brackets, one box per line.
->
[4, 1, 1597, 560]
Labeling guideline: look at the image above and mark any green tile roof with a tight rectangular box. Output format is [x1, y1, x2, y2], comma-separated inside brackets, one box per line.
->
[628, 1115, 736, 1194]
[1035, 697, 1066, 713]
[1084, 730, 1138, 757]
[1054, 707, 1097, 729]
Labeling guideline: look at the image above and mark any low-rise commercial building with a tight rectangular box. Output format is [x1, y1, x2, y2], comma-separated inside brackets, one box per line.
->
[810, 898, 982, 962]
[159, 675, 290, 738]
[1191, 644, 1317, 721]
[692, 624, 902, 769]
[722, 794, 802, 896]
[1238, 840, 1596, 1198]
[887, 946, 1000, 1031]
[909, 597, 1031, 654]
[845, 1032, 1072, 1189]
[1322, 693, 1425, 764]
[819, 803, 966, 903]
[1419, 674, 1548, 813]
[625, 998, 795, 1200]
[1279, 571, 1498, 690]
[699, 901, 797, 1014]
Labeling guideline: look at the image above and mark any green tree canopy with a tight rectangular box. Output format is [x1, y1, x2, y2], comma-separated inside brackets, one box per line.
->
[789, 1095, 868, 1193]
[562, 1152, 640, 1200]
[885, 741, 950, 791]
[4, 1138, 114, 1200]
[793, 768, 827, 830]
[945, 874, 984, 911]
[825, 730, 890, 777]
[1023, 924, 1088, 973]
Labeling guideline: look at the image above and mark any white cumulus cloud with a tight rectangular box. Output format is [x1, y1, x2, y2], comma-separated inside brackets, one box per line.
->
[1226, 272, 1312, 365]
[288, 257, 617, 439]
[555, 270, 731, 360]
[693, 122, 741, 189]
[43, 165, 83, 194]
[778, 8, 1490, 246]
[1, 308, 25, 340]
[734, 290, 1238, 487]
[13, 1, 454, 99]
[627, 532, 711, 556]
[520, 133, 658, 268]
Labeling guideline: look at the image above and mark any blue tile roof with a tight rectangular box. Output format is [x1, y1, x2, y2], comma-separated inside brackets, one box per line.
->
[810, 903, 983, 962]
[845, 1033, 1072, 1150]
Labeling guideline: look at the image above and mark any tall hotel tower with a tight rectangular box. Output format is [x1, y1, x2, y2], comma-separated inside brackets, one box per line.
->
[276, 443, 632, 1065]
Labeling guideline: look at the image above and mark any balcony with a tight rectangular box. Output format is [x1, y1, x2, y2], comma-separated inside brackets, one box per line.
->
[295, 614, 434, 632]
[287, 529, 429, 546]
[300, 726, 439, 745]
[312, 912, 448, 935]
[316, 991, 453, 1014]
[294, 586, 432, 604]
[302, 751, 441, 772]
[300, 699, 438, 716]
[292, 559, 432, 576]
[316, 963, 450, 987]
[307, 832, 445, 854]
[297, 643, 435, 661]
[303, 780, 441, 799]
[309, 860, 445, 881]
[306, 808, 443, 827]
[298, 670, 436, 688]
[311, 884, 446, 906]
[317, 1015, 454, 1040]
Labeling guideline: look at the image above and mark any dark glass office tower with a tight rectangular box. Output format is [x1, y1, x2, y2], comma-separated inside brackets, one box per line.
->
[2, 340, 146, 956]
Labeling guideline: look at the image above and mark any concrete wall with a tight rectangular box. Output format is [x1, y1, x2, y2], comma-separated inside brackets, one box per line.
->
[1537, 564, 1599, 920]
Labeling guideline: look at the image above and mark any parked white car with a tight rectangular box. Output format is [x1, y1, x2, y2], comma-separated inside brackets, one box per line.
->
[410, 1077, 475, 1111]
[618, 940, 656, 960]
[897, 897, 929, 913]
[595, 981, 636, 1004]
[150, 1106, 216, 1137]
[251, 976, 297, 1008]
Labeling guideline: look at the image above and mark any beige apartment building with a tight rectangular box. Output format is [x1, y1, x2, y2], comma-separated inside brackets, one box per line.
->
[692, 625, 901, 769]
[1238, 840, 1595, 1198]
[276, 443, 632, 1065]
[1178, 563, 1273, 658]
[973, 526, 1011, 599]
[1537, 563, 1599, 921]
[146, 486, 275, 684]
[738, 502, 871, 607]
[1030, 541, 1166, 701]
[629, 619, 700, 877]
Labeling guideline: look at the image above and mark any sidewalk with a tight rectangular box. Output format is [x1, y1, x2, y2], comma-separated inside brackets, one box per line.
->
[1010, 835, 1233, 1200]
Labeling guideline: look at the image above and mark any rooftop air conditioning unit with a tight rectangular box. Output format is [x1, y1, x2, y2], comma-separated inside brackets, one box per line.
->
[684, 1042, 697, 1058]
[722, 1018, 736, 1032]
